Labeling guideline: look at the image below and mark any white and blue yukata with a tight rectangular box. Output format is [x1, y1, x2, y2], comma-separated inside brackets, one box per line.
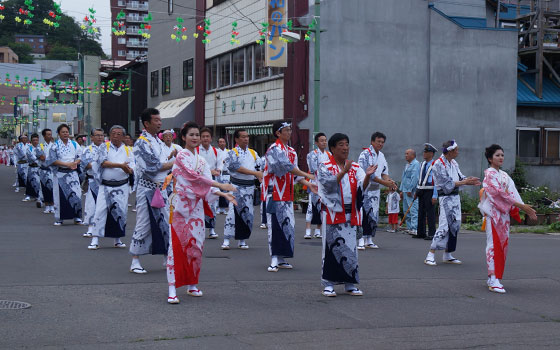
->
[306, 149, 332, 225]
[430, 155, 466, 253]
[81, 143, 102, 228]
[129, 130, 170, 256]
[400, 158, 420, 231]
[358, 146, 389, 238]
[36, 142, 54, 204]
[317, 159, 365, 287]
[14, 142, 29, 189]
[92, 142, 134, 239]
[25, 144, 41, 199]
[47, 139, 83, 222]
[223, 146, 259, 242]
[195, 145, 224, 230]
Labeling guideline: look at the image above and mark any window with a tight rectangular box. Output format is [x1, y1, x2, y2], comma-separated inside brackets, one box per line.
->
[207, 58, 218, 91]
[271, 67, 284, 76]
[150, 70, 159, 97]
[162, 66, 171, 95]
[118, 50, 126, 57]
[39, 45, 44, 49]
[19, 38, 24, 42]
[545, 129, 560, 161]
[232, 49, 245, 84]
[219, 54, 231, 88]
[39, 38, 44, 43]
[246, 46, 253, 81]
[118, 38, 126, 45]
[118, 0, 125, 6]
[207, 0, 228, 9]
[29, 39, 34, 42]
[183, 59, 194, 90]
[517, 128, 540, 158]
[168, 0, 173, 14]
[254, 44, 267, 80]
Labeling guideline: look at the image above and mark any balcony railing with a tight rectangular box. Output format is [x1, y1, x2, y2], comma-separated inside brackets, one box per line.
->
[126, 15, 146, 23]
[126, 28, 141, 35]
[126, 2, 149, 11]
[126, 40, 148, 48]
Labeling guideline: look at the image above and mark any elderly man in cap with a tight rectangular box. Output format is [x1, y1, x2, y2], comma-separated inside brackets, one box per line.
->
[414, 143, 438, 240]
[400, 149, 420, 234]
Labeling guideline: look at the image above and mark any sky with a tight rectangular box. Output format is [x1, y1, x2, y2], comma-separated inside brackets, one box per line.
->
[59, 0, 113, 56]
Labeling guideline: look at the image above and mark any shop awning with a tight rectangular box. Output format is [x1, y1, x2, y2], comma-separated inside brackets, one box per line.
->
[154, 96, 195, 129]
[225, 124, 273, 135]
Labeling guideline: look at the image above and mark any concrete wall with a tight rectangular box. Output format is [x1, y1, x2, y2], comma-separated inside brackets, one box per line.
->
[518, 106, 560, 128]
[432, 0, 487, 18]
[302, 0, 517, 184]
[147, 0, 196, 110]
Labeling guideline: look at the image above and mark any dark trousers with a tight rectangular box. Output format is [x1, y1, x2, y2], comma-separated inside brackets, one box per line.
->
[417, 189, 436, 238]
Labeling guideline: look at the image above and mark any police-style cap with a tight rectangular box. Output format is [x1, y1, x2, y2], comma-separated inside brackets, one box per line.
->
[423, 143, 438, 153]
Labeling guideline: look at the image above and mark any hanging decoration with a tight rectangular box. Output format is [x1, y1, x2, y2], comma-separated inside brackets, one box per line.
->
[305, 19, 317, 41]
[201, 18, 211, 44]
[1, 74, 129, 95]
[171, 17, 187, 42]
[256, 23, 270, 45]
[16, 0, 34, 26]
[139, 12, 152, 39]
[230, 21, 240, 45]
[0, 3, 5, 22]
[111, 10, 126, 36]
[43, 2, 62, 28]
[81, 7, 98, 35]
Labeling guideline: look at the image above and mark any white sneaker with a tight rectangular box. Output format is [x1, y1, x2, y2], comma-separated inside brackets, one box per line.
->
[304, 233, 312, 239]
[82, 232, 93, 238]
[22, 196, 31, 202]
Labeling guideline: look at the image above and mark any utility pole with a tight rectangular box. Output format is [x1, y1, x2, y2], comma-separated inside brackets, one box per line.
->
[313, 0, 321, 145]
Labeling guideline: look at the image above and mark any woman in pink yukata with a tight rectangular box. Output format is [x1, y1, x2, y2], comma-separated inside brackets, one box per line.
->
[166, 122, 237, 304]
[479, 144, 536, 293]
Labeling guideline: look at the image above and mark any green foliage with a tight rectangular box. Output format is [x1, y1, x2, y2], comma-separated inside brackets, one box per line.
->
[46, 43, 77, 60]
[4, 42, 34, 63]
[293, 183, 307, 203]
[460, 193, 480, 215]
[509, 157, 528, 191]
[520, 185, 555, 214]
[0, 0, 105, 58]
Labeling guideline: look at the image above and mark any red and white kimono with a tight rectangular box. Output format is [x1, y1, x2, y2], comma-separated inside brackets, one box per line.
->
[479, 167, 523, 279]
[166, 149, 219, 288]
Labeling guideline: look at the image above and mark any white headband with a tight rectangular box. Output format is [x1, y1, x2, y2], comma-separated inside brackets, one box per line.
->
[276, 122, 291, 133]
[444, 141, 458, 153]
[162, 129, 174, 135]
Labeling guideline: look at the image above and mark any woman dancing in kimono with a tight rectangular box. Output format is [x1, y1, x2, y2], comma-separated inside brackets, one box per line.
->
[479, 144, 536, 293]
[166, 122, 237, 304]
[317, 133, 376, 297]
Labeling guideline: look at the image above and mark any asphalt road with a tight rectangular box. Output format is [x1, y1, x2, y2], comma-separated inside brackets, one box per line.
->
[0, 166, 559, 349]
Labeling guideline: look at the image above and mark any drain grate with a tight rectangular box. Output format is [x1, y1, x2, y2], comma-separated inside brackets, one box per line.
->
[0, 300, 31, 310]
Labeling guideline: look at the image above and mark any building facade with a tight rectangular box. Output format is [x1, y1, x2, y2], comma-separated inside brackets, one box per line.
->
[14, 34, 46, 58]
[146, 0, 197, 130]
[0, 47, 18, 63]
[110, 0, 150, 61]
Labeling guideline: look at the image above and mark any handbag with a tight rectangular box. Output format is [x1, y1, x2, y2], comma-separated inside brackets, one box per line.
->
[150, 188, 165, 208]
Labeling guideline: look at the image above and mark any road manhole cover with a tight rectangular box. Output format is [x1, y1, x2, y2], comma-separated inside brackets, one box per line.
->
[0, 300, 31, 310]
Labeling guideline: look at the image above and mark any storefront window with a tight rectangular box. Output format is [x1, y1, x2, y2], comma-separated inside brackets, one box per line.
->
[246, 46, 254, 81]
[219, 54, 231, 88]
[233, 50, 245, 85]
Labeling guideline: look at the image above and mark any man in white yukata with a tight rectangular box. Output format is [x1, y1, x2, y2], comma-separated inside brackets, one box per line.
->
[305, 132, 331, 239]
[129, 108, 175, 274]
[24, 133, 42, 205]
[358, 132, 397, 250]
[423, 140, 480, 266]
[37, 129, 55, 214]
[221, 129, 263, 250]
[14, 135, 29, 194]
[263, 121, 317, 272]
[196, 127, 224, 238]
[400, 149, 420, 235]
[81, 128, 105, 238]
[216, 137, 230, 214]
[88, 125, 134, 250]
[160, 129, 182, 199]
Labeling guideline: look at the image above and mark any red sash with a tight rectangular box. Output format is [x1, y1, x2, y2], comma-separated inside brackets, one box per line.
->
[262, 140, 297, 202]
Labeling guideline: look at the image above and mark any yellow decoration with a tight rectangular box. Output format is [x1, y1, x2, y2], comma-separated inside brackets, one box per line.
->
[181, 35, 187, 40]
[193, 33, 199, 38]
[171, 34, 176, 40]
[15, 16, 22, 23]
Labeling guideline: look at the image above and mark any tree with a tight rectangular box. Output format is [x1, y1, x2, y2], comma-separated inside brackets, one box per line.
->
[7, 42, 34, 63]
[46, 44, 78, 60]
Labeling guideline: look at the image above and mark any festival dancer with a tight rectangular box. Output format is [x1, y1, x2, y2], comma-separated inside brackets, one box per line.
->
[423, 140, 481, 266]
[160, 129, 182, 198]
[37, 129, 55, 214]
[479, 144, 536, 293]
[262, 121, 317, 272]
[14, 135, 29, 194]
[81, 128, 105, 238]
[47, 124, 83, 226]
[24, 133, 42, 205]
[305, 132, 331, 239]
[317, 133, 376, 297]
[195, 128, 224, 239]
[221, 129, 263, 250]
[216, 137, 231, 215]
[166, 122, 236, 304]
[357, 132, 397, 250]
[88, 126, 135, 250]
[129, 108, 175, 274]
